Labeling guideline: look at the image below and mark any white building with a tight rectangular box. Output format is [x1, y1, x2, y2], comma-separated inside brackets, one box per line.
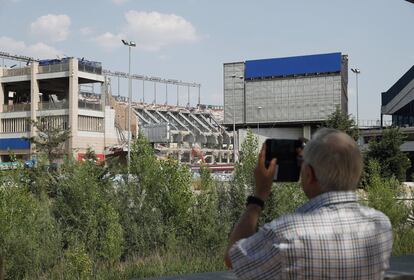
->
[0, 57, 119, 162]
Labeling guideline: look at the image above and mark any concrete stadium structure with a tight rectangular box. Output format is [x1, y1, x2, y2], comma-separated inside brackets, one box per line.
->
[223, 52, 348, 151]
[381, 65, 414, 127]
[359, 64, 414, 180]
[131, 104, 232, 164]
[0, 57, 119, 162]
[0, 51, 231, 166]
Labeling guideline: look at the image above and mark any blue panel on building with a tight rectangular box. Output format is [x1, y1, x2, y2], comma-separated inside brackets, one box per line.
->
[245, 52, 342, 79]
[0, 138, 30, 150]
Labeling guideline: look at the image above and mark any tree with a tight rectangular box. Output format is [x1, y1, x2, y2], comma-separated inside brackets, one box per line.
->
[25, 120, 71, 164]
[364, 159, 414, 255]
[229, 129, 258, 223]
[119, 133, 193, 256]
[52, 159, 123, 263]
[325, 106, 359, 140]
[365, 127, 410, 181]
[188, 165, 229, 251]
[0, 184, 61, 279]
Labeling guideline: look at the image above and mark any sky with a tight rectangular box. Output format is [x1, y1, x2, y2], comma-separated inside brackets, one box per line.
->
[0, 0, 413, 122]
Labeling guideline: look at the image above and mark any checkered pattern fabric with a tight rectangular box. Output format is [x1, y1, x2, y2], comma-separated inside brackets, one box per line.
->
[229, 191, 393, 279]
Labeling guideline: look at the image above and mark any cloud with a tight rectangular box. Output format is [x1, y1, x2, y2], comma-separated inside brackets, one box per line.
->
[80, 26, 95, 36]
[0, 36, 25, 53]
[30, 14, 71, 42]
[94, 10, 200, 52]
[0, 0, 20, 3]
[0, 36, 63, 59]
[124, 11, 200, 51]
[112, 0, 128, 4]
[27, 43, 63, 59]
[93, 32, 124, 52]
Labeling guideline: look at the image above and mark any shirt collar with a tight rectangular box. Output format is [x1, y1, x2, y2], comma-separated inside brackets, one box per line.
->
[296, 191, 357, 213]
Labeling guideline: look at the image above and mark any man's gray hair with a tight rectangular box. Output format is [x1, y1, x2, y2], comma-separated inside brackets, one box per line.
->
[303, 128, 362, 191]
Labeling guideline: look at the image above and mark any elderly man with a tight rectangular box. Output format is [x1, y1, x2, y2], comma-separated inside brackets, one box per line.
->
[225, 128, 393, 279]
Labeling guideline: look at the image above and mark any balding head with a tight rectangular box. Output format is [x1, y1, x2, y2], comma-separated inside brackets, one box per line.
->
[303, 128, 362, 191]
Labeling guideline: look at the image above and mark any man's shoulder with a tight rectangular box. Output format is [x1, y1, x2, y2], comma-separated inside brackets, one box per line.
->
[357, 204, 393, 228]
[263, 203, 392, 238]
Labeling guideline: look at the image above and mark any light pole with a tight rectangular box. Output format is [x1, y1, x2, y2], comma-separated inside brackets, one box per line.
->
[142, 80, 145, 103]
[121, 39, 136, 176]
[257, 106, 262, 133]
[187, 86, 190, 108]
[351, 68, 361, 127]
[230, 74, 243, 163]
[153, 81, 156, 104]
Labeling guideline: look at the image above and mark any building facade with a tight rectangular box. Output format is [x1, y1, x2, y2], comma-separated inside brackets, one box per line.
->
[381, 65, 414, 127]
[223, 52, 348, 147]
[223, 53, 348, 126]
[0, 57, 119, 162]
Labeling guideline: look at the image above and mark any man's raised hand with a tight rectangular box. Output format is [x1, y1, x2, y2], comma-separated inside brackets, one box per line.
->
[254, 144, 277, 202]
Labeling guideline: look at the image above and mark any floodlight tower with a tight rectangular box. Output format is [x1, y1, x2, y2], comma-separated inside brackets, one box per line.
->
[121, 39, 136, 176]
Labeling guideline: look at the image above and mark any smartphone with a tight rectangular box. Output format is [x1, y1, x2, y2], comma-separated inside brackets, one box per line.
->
[264, 139, 303, 182]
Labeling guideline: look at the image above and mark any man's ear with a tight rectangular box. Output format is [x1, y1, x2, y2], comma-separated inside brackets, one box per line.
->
[302, 163, 323, 199]
[302, 162, 318, 185]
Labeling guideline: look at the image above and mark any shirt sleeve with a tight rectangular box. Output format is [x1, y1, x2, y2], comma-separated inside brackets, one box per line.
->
[229, 225, 283, 280]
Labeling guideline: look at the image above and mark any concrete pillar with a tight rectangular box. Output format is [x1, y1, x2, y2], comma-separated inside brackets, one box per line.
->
[0, 67, 4, 113]
[102, 79, 107, 151]
[30, 62, 39, 154]
[68, 58, 79, 155]
[303, 125, 311, 140]
[0, 73, 4, 134]
[218, 152, 222, 164]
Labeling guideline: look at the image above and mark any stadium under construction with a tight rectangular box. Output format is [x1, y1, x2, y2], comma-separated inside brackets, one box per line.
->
[9, 50, 409, 177]
[0, 51, 233, 171]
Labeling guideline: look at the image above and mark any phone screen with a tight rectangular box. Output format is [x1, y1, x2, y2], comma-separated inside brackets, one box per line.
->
[265, 139, 302, 182]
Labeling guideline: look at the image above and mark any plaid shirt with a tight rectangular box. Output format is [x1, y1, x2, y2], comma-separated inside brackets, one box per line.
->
[229, 191, 393, 279]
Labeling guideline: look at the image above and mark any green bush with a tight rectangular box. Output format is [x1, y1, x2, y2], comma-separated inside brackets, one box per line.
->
[229, 129, 259, 224]
[52, 159, 123, 263]
[0, 185, 60, 279]
[188, 166, 230, 251]
[365, 127, 410, 181]
[365, 160, 414, 255]
[120, 134, 193, 257]
[1, 131, 414, 279]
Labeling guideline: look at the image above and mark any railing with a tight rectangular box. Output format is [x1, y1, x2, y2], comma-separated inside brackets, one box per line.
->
[39, 101, 69, 111]
[37, 115, 69, 131]
[358, 119, 393, 128]
[38, 63, 69, 74]
[2, 103, 31, 112]
[78, 100, 103, 111]
[78, 61, 102, 75]
[78, 115, 104, 132]
[2, 67, 31, 77]
[1, 117, 30, 133]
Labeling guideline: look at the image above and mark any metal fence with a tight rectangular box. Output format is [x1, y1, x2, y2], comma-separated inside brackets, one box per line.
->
[2, 67, 31, 77]
[38, 63, 69, 74]
[78, 61, 102, 75]
[78, 100, 103, 111]
[39, 101, 69, 111]
[358, 119, 393, 128]
[2, 103, 31, 112]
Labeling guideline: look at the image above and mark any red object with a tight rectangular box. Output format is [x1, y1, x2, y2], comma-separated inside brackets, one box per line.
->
[77, 153, 105, 162]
